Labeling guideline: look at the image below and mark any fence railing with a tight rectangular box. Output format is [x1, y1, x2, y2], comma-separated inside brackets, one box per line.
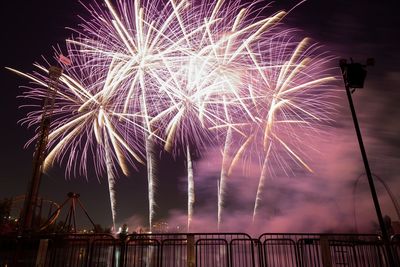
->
[1, 233, 399, 266]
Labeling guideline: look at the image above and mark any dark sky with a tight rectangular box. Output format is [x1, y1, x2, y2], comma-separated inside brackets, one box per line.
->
[1, 0, 399, 233]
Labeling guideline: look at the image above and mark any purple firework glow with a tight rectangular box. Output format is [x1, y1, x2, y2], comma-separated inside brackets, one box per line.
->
[10, 0, 337, 232]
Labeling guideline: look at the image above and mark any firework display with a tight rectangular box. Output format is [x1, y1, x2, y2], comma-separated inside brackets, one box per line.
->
[11, 0, 336, 231]
[8, 50, 146, 229]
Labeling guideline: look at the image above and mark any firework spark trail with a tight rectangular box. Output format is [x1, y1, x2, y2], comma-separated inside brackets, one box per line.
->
[252, 142, 272, 223]
[145, 136, 156, 231]
[152, 55, 226, 230]
[105, 137, 117, 230]
[226, 36, 336, 221]
[218, 126, 232, 229]
[187, 144, 194, 231]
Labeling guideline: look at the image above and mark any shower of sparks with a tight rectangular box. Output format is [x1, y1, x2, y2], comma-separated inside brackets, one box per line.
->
[222, 37, 337, 221]
[13, 0, 337, 230]
[8, 48, 146, 229]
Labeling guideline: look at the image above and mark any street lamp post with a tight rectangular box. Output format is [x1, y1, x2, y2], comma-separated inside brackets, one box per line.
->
[339, 59, 395, 266]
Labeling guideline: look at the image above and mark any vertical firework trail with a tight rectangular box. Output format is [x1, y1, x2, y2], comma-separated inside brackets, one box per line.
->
[145, 136, 156, 231]
[187, 145, 194, 230]
[218, 126, 232, 229]
[105, 137, 117, 230]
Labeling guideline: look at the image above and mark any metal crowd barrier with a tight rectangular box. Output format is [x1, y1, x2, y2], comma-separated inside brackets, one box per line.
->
[259, 233, 392, 267]
[1, 233, 399, 266]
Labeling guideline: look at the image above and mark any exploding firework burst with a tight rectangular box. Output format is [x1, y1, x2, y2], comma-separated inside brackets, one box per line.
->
[8, 48, 146, 229]
[221, 36, 337, 222]
[12, 0, 337, 231]
[68, 0, 287, 229]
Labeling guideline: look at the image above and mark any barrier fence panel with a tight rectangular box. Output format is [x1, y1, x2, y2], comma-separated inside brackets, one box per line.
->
[3, 232, 400, 267]
[392, 235, 400, 265]
[46, 237, 89, 267]
[325, 235, 387, 267]
[132, 232, 256, 267]
[351, 240, 386, 267]
[253, 239, 263, 267]
[230, 239, 257, 267]
[297, 238, 323, 267]
[196, 238, 228, 267]
[328, 240, 356, 267]
[124, 238, 160, 267]
[161, 239, 187, 267]
[259, 233, 395, 267]
[88, 237, 117, 267]
[262, 238, 298, 267]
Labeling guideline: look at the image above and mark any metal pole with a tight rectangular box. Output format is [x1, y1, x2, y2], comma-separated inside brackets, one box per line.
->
[340, 63, 395, 266]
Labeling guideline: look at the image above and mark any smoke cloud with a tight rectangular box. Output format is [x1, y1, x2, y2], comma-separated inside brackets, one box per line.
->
[122, 85, 400, 235]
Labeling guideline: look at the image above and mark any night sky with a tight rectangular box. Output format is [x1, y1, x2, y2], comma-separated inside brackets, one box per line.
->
[1, 0, 399, 233]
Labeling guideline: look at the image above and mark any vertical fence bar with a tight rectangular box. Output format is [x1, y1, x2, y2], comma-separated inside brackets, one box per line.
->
[161, 239, 187, 267]
[320, 236, 332, 267]
[46, 237, 89, 267]
[230, 239, 255, 267]
[196, 239, 228, 267]
[187, 234, 195, 267]
[262, 238, 298, 267]
[392, 235, 400, 266]
[35, 239, 49, 267]
[124, 238, 160, 267]
[297, 238, 323, 267]
[89, 237, 116, 267]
